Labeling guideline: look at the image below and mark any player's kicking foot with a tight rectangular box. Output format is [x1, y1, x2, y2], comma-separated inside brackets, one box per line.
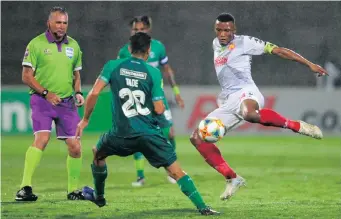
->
[199, 206, 221, 215]
[67, 189, 85, 200]
[131, 177, 145, 187]
[82, 186, 106, 207]
[167, 175, 177, 184]
[297, 121, 323, 139]
[220, 175, 246, 200]
[15, 186, 38, 201]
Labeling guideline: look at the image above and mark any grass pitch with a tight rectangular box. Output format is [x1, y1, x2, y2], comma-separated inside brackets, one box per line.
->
[1, 135, 340, 218]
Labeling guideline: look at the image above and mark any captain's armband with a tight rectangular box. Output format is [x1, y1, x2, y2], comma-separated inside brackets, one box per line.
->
[264, 42, 278, 54]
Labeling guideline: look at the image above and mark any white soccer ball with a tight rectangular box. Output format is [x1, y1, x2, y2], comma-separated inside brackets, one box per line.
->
[198, 117, 226, 143]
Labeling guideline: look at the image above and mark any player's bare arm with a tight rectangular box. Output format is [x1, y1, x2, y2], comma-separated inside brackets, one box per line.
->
[271, 47, 328, 77]
[73, 70, 84, 106]
[153, 100, 165, 114]
[22, 66, 61, 105]
[162, 64, 185, 109]
[76, 79, 107, 137]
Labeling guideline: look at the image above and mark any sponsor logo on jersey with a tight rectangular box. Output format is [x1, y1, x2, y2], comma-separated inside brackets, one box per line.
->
[120, 68, 147, 80]
[214, 57, 228, 66]
[65, 47, 74, 59]
[149, 51, 155, 58]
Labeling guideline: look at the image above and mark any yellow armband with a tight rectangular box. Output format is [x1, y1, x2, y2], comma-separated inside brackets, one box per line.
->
[173, 86, 180, 95]
[264, 42, 278, 54]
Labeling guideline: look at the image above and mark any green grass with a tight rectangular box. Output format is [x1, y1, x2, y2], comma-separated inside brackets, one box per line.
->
[1, 135, 341, 218]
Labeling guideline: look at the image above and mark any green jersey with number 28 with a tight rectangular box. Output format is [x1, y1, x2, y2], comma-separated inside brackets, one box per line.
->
[99, 57, 165, 137]
[118, 39, 172, 128]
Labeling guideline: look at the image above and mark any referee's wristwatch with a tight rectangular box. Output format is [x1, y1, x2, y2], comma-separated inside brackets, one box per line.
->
[75, 91, 83, 96]
[41, 89, 49, 98]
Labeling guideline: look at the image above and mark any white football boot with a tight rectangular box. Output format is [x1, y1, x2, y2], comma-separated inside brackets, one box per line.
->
[131, 177, 145, 187]
[220, 175, 246, 200]
[297, 121, 323, 139]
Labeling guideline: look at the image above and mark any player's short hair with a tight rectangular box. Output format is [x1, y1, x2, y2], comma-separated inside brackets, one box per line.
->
[130, 32, 151, 55]
[49, 6, 67, 19]
[216, 13, 235, 23]
[130, 15, 152, 29]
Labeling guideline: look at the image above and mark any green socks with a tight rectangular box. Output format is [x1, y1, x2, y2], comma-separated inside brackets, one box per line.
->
[91, 163, 107, 197]
[177, 175, 207, 210]
[134, 152, 145, 178]
[20, 147, 82, 193]
[20, 146, 43, 188]
[67, 155, 82, 192]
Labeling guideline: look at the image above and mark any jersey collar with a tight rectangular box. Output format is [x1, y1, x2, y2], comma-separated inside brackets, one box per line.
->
[45, 30, 69, 44]
[131, 56, 145, 62]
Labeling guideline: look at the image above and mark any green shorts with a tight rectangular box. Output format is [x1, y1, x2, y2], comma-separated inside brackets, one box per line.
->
[96, 132, 177, 168]
[161, 126, 170, 140]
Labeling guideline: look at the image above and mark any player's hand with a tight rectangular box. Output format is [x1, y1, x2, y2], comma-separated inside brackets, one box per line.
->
[75, 94, 85, 107]
[75, 119, 88, 138]
[46, 92, 61, 106]
[175, 94, 185, 109]
[309, 63, 329, 77]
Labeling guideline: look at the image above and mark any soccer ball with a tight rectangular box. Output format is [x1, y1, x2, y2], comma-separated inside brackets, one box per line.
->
[198, 117, 226, 143]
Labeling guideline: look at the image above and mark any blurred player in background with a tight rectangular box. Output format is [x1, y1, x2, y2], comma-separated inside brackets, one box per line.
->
[77, 32, 219, 215]
[16, 7, 85, 201]
[118, 15, 185, 186]
[190, 13, 328, 201]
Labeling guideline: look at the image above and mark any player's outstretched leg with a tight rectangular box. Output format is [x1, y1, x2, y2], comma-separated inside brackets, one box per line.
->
[65, 138, 84, 200]
[240, 99, 323, 139]
[166, 161, 220, 215]
[132, 152, 145, 187]
[190, 129, 245, 200]
[257, 109, 322, 139]
[82, 147, 107, 207]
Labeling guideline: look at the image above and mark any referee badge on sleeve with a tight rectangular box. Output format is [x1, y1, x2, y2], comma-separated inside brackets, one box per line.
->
[65, 47, 74, 59]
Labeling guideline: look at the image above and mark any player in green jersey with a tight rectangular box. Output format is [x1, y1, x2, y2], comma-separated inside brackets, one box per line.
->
[117, 15, 184, 186]
[76, 32, 219, 215]
[15, 7, 85, 201]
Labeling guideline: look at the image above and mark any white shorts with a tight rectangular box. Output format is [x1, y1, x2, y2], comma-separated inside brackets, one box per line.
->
[207, 86, 265, 133]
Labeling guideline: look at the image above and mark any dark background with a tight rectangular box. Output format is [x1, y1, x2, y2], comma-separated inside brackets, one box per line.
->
[2, 1, 340, 86]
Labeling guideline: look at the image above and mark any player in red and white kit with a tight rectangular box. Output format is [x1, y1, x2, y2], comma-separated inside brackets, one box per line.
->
[190, 13, 328, 201]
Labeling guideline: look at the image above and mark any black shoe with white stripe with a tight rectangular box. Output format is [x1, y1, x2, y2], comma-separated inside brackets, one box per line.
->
[199, 206, 221, 215]
[15, 186, 38, 202]
[67, 190, 85, 200]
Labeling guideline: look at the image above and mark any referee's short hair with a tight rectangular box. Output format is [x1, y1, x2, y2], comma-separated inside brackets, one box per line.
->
[48, 6, 67, 19]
